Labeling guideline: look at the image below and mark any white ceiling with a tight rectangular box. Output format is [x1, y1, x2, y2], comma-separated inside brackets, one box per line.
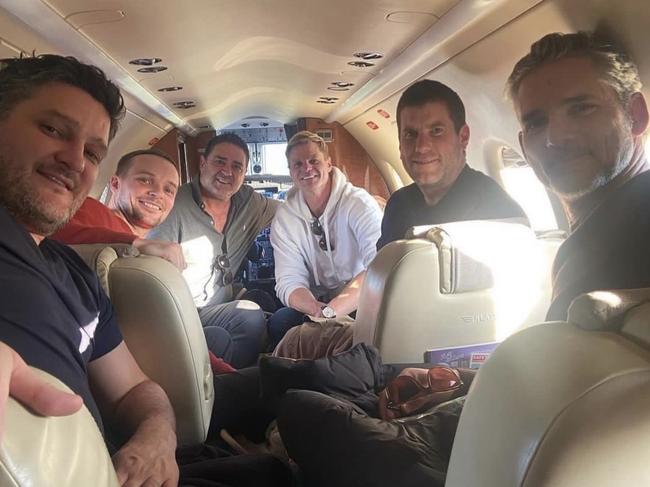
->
[1, 0, 460, 133]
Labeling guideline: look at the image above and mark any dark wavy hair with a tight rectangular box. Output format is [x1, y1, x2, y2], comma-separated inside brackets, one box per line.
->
[204, 132, 250, 163]
[0, 54, 125, 140]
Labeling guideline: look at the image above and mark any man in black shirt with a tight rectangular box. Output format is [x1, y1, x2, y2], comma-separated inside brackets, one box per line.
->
[0, 54, 181, 485]
[378, 79, 526, 249]
[507, 31, 650, 320]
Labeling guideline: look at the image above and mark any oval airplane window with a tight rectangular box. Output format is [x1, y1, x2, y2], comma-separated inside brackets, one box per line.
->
[498, 146, 558, 233]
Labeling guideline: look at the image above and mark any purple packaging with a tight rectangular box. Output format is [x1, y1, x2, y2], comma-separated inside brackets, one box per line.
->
[424, 342, 499, 369]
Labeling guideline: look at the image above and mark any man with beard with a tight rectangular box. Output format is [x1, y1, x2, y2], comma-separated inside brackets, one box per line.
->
[507, 31, 650, 320]
[53, 149, 186, 270]
[0, 53, 181, 486]
[149, 133, 280, 368]
[0, 54, 291, 487]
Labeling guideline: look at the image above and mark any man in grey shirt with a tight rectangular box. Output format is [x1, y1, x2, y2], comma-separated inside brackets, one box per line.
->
[149, 133, 279, 367]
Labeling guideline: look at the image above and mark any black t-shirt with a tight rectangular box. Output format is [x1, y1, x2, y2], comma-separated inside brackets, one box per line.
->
[0, 206, 123, 433]
[377, 165, 527, 249]
[547, 171, 650, 321]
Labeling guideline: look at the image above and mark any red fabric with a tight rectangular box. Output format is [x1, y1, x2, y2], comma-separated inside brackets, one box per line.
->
[209, 351, 236, 374]
[52, 197, 137, 245]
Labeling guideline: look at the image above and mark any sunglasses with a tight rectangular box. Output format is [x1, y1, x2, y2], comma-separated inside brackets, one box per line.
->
[214, 254, 233, 287]
[382, 366, 463, 419]
[311, 218, 334, 251]
[201, 253, 233, 302]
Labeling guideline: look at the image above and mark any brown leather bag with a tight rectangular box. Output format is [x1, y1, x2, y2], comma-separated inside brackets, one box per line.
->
[378, 366, 464, 420]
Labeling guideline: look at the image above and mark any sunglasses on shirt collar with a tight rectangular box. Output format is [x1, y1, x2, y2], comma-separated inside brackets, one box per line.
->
[311, 218, 334, 251]
[201, 253, 233, 303]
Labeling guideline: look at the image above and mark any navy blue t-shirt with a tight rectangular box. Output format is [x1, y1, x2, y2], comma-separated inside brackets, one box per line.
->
[0, 206, 123, 433]
[377, 165, 527, 249]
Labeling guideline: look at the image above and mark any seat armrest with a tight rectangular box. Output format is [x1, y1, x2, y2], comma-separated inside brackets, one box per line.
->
[0, 368, 119, 487]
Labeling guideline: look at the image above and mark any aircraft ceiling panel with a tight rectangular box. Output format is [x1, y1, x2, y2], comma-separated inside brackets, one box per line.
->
[22, 0, 459, 130]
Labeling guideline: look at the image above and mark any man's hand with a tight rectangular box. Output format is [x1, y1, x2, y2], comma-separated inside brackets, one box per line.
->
[112, 420, 178, 487]
[0, 342, 83, 439]
[132, 238, 187, 271]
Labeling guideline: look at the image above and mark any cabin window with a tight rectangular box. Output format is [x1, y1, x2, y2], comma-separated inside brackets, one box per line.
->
[247, 142, 289, 176]
[261, 142, 289, 175]
[498, 146, 558, 232]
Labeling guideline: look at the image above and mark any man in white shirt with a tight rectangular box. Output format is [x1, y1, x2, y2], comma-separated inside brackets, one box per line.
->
[269, 131, 382, 348]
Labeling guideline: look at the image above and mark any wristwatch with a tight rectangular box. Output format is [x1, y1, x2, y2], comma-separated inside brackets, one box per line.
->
[321, 305, 337, 319]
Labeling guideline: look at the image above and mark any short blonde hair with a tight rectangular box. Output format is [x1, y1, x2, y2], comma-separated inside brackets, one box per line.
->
[286, 130, 329, 159]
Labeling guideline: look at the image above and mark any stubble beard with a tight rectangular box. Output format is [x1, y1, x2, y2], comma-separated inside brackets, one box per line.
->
[550, 122, 635, 202]
[0, 156, 83, 236]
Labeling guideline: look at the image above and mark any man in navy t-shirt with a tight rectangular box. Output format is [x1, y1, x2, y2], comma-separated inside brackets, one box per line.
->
[507, 31, 650, 320]
[0, 55, 179, 486]
[377, 80, 526, 250]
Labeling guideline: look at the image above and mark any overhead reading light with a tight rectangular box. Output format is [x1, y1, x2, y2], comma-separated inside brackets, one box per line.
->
[172, 101, 195, 109]
[317, 100, 336, 104]
[241, 123, 250, 128]
[331, 81, 354, 88]
[319, 97, 339, 102]
[158, 86, 183, 92]
[353, 52, 383, 60]
[137, 66, 168, 73]
[129, 57, 162, 66]
[199, 124, 212, 129]
[328, 86, 350, 92]
[347, 61, 374, 68]
[260, 122, 269, 127]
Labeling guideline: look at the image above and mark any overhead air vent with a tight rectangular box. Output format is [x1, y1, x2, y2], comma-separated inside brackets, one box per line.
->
[172, 101, 196, 109]
[199, 124, 212, 129]
[331, 81, 354, 88]
[260, 122, 269, 127]
[137, 66, 168, 73]
[241, 123, 250, 128]
[129, 57, 162, 66]
[319, 97, 339, 102]
[353, 52, 383, 60]
[158, 86, 183, 92]
[347, 61, 374, 68]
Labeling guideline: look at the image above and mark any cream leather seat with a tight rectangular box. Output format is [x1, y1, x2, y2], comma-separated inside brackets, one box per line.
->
[72, 244, 214, 447]
[354, 220, 562, 363]
[0, 368, 119, 487]
[447, 288, 650, 486]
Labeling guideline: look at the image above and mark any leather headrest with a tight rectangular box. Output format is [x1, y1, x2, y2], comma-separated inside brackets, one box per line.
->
[568, 288, 650, 349]
[406, 220, 536, 294]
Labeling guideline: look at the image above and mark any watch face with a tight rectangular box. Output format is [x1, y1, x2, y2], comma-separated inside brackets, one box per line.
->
[322, 306, 336, 319]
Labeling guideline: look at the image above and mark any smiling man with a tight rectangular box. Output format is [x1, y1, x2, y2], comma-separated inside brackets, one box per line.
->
[508, 31, 650, 320]
[149, 132, 279, 368]
[268, 131, 382, 348]
[53, 149, 186, 269]
[377, 79, 526, 249]
[0, 53, 182, 487]
[108, 150, 179, 235]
